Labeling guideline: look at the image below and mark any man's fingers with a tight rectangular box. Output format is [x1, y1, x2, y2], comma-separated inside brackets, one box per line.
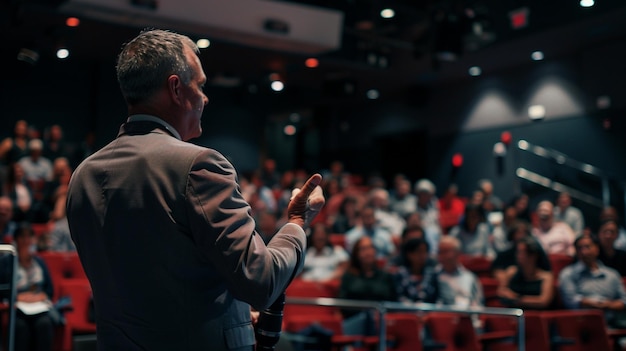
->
[293, 174, 322, 202]
[308, 186, 325, 211]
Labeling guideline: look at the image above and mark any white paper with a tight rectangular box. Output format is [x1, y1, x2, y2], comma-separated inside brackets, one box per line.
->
[16, 301, 51, 315]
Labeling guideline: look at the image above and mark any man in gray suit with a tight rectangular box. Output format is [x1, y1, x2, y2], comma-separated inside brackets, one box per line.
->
[66, 29, 324, 351]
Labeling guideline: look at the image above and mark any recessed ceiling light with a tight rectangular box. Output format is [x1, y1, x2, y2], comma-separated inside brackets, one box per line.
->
[271, 81, 284, 92]
[56, 48, 69, 59]
[580, 0, 594, 7]
[468, 66, 482, 76]
[531, 51, 544, 61]
[366, 89, 379, 99]
[380, 8, 395, 19]
[528, 105, 546, 120]
[196, 39, 210, 49]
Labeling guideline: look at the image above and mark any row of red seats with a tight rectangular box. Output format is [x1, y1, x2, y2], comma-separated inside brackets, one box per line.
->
[284, 279, 626, 351]
[36, 251, 95, 351]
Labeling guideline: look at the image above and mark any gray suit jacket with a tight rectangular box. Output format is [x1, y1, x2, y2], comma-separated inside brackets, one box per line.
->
[66, 118, 306, 350]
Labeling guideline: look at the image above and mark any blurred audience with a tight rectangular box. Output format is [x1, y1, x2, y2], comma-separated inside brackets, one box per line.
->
[600, 206, 626, 251]
[414, 179, 442, 256]
[478, 179, 503, 213]
[300, 223, 349, 282]
[448, 203, 495, 258]
[597, 219, 626, 277]
[393, 238, 437, 303]
[558, 234, 626, 329]
[2, 162, 32, 222]
[42, 124, 72, 162]
[0, 119, 30, 166]
[438, 183, 465, 234]
[532, 200, 576, 256]
[0, 196, 17, 243]
[339, 236, 397, 335]
[0, 223, 55, 351]
[432, 236, 483, 308]
[492, 220, 551, 286]
[389, 177, 417, 219]
[368, 188, 405, 238]
[329, 196, 359, 234]
[554, 192, 585, 236]
[497, 236, 554, 309]
[345, 205, 396, 259]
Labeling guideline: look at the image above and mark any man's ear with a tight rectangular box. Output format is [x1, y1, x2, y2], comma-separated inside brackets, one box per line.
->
[167, 75, 182, 106]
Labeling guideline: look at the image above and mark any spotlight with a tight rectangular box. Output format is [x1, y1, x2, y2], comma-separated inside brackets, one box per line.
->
[56, 48, 70, 59]
[580, 0, 594, 7]
[468, 66, 481, 76]
[528, 105, 546, 120]
[531, 51, 544, 61]
[380, 8, 395, 19]
[270, 81, 284, 92]
[196, 39, 210, 49]
[366, 89, 379, 100]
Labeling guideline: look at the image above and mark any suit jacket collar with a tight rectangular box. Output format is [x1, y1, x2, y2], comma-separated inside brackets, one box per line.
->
[118, 115, 182, 140]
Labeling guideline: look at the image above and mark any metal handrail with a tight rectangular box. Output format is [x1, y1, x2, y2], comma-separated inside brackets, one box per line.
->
[0, 244, 17, 351]
[517, 139, 617, 207]
[285, 297, 525, 351]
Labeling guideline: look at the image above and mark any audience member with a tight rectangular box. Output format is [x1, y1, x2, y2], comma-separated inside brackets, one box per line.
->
[255, 210, 279, 242]
[319, 177, 344, 226]
[404, 212, 422, 229]
[432, 236, 483, 308]
[0, 196, 17, 243]
[490, 205, 519, 253]
[389, 177, 417, 219]
[301, 223, 349, 282]
[345, 205, 396, 259]
[532, 200, 576, 256]
[330, 196, 359, 234]
[438, 183, 465, 234]
[388, 225, 427, 269]
[597, 219, 626, 277]
[368, 188, 405, 238]
[0, 119, 30, 166]
[393, 238, 438, 303]
[496, 236, 554, 309]
[259, 158, 280, 190]
[414, 179, 442, 256]
[509, 193, 531, 223]
[42, 124, 72, 162]
[47, 217, 75, 252]
[600, 206, 626, 250]
[558, 234, 626, 329]
[339, 236, 397, 335]
[1, 162, 32, 222]
[492, 220, 550, 286]
[44, 157, 72, 222]
[18, 139, 53, 184]
[448, 203, 495, 258]
[478, 179, 503, 212]
[553, 192, 585, 236]
[0, 223, 54, 351]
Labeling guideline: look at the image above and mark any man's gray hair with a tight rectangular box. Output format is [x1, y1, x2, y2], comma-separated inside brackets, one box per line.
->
[439, 235, 461, 252]
[116, 29, 199, 105]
